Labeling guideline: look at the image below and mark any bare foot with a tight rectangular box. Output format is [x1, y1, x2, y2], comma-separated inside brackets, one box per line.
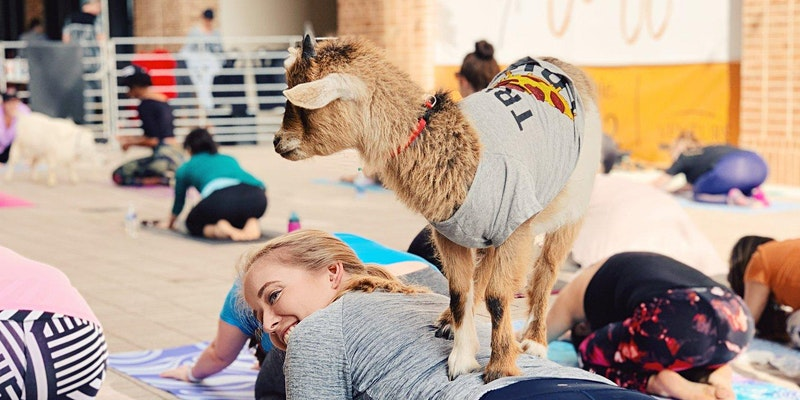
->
[238, 218, 261, 241]
[647, 369, 733, 400]
[707, 365, 735, 400]
[207, 219, 237, 240]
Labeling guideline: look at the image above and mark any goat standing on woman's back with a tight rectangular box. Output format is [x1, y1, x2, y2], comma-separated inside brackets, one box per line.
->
[273, 35, 601, 383]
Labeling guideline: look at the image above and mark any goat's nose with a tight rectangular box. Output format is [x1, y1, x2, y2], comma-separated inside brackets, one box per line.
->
[273, 135, 281, 147]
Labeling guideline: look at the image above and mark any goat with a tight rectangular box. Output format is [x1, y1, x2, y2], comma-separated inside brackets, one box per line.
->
[4, 112, 98, 186]
[273, 36, 601, 383]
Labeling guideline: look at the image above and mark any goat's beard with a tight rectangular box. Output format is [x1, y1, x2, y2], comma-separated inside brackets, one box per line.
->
[277, 148, 308, 161]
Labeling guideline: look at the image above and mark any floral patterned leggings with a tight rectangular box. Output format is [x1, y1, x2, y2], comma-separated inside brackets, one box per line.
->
[578, 287, 754, 392]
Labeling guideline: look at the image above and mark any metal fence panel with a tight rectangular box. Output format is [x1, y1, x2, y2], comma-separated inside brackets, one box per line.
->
[1, 35, 299, 144]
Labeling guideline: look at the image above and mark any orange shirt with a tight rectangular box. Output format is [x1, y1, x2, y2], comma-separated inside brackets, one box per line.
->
[744, 239, 800, 309]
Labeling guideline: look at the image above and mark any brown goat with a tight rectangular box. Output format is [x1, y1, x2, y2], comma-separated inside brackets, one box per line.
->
[274, 35, 601, 383]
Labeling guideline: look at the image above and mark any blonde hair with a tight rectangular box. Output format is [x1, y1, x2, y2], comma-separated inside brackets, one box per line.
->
[236, 229, 429, 312]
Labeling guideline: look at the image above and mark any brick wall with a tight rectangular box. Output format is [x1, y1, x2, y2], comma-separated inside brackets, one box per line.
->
[24, 0, 44, 26]
[741, 0, 800, 185]
[133, 0, 219, 52]
[337, 0, 434, 90]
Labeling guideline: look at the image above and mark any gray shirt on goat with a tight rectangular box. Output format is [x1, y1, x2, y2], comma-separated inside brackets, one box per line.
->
[283, 291, 613, 400]
[431, 57, 584, 248]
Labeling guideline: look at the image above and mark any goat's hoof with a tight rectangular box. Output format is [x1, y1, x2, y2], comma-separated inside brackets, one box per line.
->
[447, 353, 481, 380]
[483, 364, 521, 383]
[434, 320, 454, 340]
[519, 339, 548, 357]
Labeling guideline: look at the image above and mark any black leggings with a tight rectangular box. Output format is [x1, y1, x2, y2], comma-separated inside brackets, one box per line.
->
[480, 378, 652, 400]
[407, 227, 443, 272]
[185, 183, 267, 236]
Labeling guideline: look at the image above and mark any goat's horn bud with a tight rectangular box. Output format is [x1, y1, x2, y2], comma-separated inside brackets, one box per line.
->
[302, 34, 316, 59]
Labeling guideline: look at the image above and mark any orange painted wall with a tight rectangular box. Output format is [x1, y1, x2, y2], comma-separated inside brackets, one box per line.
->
[435, 62, 740, 166]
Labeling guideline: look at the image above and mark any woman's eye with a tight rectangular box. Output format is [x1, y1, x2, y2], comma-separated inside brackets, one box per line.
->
[268, 290, 281, 304]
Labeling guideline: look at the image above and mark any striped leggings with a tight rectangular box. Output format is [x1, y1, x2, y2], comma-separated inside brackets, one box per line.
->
[0, 310, 108, 399]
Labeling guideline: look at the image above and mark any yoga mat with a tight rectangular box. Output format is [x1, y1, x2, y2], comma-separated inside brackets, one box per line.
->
[108, 342, 257, 400]
[0, 192, 34, 208]
[736, 338, 800, 383]
[311, 178, 388, 193]
[117, 184, 176, 199]
[546, 340, 800, 399]
[141, 224, 281, 244]
[676, 197, 800, 214]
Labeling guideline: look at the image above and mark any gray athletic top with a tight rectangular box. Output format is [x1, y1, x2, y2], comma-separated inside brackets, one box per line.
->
[283, 292, 613, 400]
[431, 57, 584, 248]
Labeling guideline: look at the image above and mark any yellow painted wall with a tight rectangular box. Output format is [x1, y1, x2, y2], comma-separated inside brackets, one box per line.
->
[434, 63, 740, 166]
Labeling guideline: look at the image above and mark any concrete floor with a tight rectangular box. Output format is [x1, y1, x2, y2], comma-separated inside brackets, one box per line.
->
[1, 142, 798, 398]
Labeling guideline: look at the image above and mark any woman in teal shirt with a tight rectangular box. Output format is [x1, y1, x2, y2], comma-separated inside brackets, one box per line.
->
[167, 128, 267, 240]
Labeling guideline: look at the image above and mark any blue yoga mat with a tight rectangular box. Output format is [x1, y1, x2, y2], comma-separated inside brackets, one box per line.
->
[311, 178, 388, 193]
[547, 340, 800, 399]
[676, 197, 800, 214]
[108, 342, 258, 400]
[110, 340, 799, 400]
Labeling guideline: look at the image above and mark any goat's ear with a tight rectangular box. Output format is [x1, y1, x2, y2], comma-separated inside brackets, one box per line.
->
[302, 34, 316, 59]
[283, 73, 367, 110]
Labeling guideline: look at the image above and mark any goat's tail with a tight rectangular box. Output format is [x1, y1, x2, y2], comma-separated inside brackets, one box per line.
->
[540, 57, 599, 104]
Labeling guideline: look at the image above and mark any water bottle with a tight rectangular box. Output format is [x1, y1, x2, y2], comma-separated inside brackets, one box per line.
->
[353, 167, 369, 198]
[287, 211, 301, 233]
[124, 203, 139, 238]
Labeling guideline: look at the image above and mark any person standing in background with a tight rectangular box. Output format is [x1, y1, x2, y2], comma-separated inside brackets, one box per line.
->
[180, 8, 224, 110]
[62, 0, 104, 75]
[19, 17, 48, 43]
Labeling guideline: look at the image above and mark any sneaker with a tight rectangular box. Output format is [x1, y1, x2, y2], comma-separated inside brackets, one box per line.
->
[751, 186, 771, 207]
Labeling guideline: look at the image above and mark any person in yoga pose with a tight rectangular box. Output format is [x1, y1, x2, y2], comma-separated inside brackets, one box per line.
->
[653, 131, 769, 207]
[114, 66, 185, 186]
[0, 245, 108, 398]
[547, 252, 754, 400]
[166, 128, 267, 240]
[728, 236, 800, 346]
[238, 230, 651, 399]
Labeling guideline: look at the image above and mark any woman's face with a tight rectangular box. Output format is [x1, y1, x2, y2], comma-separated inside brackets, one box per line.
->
[243, 256, 342, 350]
[2, 99, 20, 118]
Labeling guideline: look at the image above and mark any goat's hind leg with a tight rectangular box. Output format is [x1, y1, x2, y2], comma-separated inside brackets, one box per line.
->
[431, 231, 481, 380]
[520, 219, 583, 356]
[481, 221, 532, 382]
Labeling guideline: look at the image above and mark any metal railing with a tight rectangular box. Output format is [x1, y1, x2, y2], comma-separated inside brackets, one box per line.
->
[1, 34, 301, 144]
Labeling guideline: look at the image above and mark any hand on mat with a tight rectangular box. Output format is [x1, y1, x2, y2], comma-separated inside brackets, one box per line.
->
[160, 364, 199, 383]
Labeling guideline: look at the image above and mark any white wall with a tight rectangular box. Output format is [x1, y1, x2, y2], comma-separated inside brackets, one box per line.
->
[219, 0, 337, 40]
[436, 0, 741, 66]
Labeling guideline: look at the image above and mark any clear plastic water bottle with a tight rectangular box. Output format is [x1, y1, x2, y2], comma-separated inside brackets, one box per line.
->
[124, 203, 139, 238]
[353, 167, 369, 198]
[287, 211, 301, 233]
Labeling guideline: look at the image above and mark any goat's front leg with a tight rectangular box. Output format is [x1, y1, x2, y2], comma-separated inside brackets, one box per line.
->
[520, 219, 582, 356]
[30, 157, 40, 181]
[481, 222, 532, 382]
[3, 146, 19, 182]
[431, 230, 480, 380]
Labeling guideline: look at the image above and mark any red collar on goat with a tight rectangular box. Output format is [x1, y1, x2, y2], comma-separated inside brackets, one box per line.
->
[390, 96, 437, 158]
